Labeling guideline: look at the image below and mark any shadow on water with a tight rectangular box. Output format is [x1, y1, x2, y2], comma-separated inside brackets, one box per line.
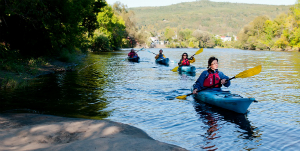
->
[178, 71, 196, 77]
[193, 101, 259, 150]
[0, 53, 114, 119]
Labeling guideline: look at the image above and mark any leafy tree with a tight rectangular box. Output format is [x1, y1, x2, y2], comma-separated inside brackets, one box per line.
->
[112, 2, 147, 47]
[164, 28, 176, 41]
[189, 41, 195, 48]
[192, 30, 211, 47]
[95, 3, 126, 50]
[0, 0, 106, 57]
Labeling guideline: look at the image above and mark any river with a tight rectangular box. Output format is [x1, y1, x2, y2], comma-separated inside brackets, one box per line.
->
[1, 48, 300, 150]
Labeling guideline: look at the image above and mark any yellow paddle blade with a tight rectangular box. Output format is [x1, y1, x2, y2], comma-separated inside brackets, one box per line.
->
[235, 65, 262, 78]
[171, 66, 179, 72]
[176, 95, 187, 100]
[194, 48, 204, 55]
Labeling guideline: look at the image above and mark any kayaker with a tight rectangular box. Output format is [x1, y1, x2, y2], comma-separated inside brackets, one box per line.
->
[155, 49, 166, 59]
[128, 49, 138, 58]
[192, 56, 230, 94]
[178, 52, 195, 66]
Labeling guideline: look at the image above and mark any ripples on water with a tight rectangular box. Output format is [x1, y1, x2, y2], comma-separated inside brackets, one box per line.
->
[1, 48, 300, 150]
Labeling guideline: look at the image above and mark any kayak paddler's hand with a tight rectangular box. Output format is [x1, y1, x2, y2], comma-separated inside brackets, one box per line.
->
[221, 79, 227, 85]
[193, 89, 198, 94]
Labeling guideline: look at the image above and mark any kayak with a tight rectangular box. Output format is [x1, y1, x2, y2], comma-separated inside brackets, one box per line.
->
[178, 65, 196, 73]
[156, 58, 169, 65]
[192, 90, 255, 114]
[128, 57, 140, 62]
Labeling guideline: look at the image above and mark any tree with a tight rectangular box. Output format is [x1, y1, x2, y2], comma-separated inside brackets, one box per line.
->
[189, 41, 195, 48]
[192, 30, 211, 47]
[164, 28, 176, 41]
[95, 3, 126, 50]
[0, 0, 106, 57]
[112, 2, 147, 47]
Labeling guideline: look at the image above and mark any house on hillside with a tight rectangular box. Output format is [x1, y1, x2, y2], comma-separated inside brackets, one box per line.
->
[221, 36, 231, 42]
[150, 37, 159, 44]
[215, 35, 238, 42]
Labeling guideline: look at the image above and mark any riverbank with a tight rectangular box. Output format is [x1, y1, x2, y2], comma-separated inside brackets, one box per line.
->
[0, 55, 84, 89]
[0, 113, 186, 151]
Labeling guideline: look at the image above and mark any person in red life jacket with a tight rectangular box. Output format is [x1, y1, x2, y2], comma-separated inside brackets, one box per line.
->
[128, 49, 138, 58]
[192, 56, 230, 94]
[178, 52, 195, 66]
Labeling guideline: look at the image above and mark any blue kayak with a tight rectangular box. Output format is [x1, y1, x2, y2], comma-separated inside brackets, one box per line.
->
[156, 58, 169, 65]
[178, 65, 196, 73]
[192, 90, 255, 114]
[128, 57, 140, 62]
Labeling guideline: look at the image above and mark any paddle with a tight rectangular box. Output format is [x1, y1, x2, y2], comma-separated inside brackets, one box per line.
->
[176, 65, 262, 100]
[136, 47, 144, 53]
[147, 50, 157, 55]
[171, 48, 203, 72]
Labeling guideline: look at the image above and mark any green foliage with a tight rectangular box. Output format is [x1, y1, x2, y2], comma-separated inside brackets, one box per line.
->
[95, 3, 126, 50]
[189, 41, 195, 48]
[112, 2, 147, 47]
[130, 1, 291, 36]
[164, 28, 176, 41]
[236, 1, 300, 50]
[92, 34, 110, 51]
[178, 29, 193, 41]
[0, 0, 106, 57]
[180, 42, 188, 48]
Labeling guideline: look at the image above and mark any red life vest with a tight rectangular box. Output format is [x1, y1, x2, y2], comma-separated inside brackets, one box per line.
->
[128, 52, 137, 58]
[181, 59, 190, 66]
[203, 70, 221, 88]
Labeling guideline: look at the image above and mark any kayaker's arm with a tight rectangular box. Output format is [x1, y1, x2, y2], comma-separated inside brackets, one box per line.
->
[155, 54, 159, 59]
[193, 71, 207, 92]
[219, 71, 231, 87]
[188, 57, 195, 63]
[178, 59, 182, 66]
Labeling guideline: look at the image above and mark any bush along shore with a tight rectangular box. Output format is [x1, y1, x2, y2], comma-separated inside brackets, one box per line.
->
[0, 53, 85, 90]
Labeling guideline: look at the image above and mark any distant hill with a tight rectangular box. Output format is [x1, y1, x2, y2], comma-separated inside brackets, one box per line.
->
[129, 0, 292, 35]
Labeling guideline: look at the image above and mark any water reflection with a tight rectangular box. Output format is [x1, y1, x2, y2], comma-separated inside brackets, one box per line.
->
[179, 71, 196, 77]
[193, 101, 259, 150]
[0, 53, 114, 119]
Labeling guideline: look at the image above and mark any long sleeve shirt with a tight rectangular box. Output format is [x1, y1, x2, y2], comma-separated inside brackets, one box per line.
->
[193, 69, 231, 91]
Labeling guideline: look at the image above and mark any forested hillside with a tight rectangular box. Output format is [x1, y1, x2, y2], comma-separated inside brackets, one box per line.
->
[130, 0, 291, 35]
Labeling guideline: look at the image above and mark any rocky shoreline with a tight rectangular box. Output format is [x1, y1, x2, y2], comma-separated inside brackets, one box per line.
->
[0, 113, 187, 151]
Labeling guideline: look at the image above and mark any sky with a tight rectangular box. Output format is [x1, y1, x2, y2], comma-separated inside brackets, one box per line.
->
[105, 0, 297, 8]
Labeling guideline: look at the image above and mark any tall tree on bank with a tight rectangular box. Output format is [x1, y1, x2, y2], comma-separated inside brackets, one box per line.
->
[112, 2, 147, 48]
[0, 0, 106, 57]
[94, 2, 126, 50]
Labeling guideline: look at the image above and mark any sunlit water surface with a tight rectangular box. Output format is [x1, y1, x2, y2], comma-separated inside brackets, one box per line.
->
[1, 48, 300, 150]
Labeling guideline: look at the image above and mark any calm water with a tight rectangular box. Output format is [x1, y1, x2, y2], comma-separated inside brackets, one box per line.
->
[1, 48, 300, 150]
